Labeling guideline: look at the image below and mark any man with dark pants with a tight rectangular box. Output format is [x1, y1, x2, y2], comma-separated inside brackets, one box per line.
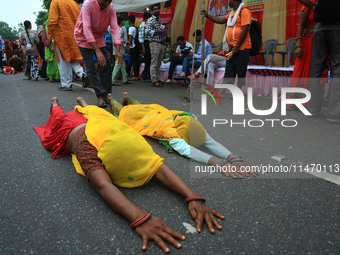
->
[166, 36, 194, 83]
[139, 11, 152, 81]
[127, 15, 140, 81]
[298, 0, 340, 123]
[202, 0, 251, 89]
[74, 0, 122, 108]
[145, 4, 166, 87]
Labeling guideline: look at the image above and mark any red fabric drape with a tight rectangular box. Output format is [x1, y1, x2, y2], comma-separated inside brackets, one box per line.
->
[204, 19, 215, 43]
[171, 0, 177, 21]
[183, 0, 197, 40]
[286, 0, 304, 41]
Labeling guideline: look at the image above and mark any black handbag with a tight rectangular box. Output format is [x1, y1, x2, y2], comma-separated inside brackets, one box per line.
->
[313, 0, 340, 23]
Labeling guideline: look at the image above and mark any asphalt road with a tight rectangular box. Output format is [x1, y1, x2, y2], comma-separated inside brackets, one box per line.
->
[0, 73, 339, 255]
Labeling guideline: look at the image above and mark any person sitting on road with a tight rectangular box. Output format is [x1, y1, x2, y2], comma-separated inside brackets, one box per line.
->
[33, 96, 224, 253]
[109, 92, 258, 179]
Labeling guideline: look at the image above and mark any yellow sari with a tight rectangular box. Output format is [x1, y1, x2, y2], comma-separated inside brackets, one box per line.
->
[72, 105, 163, 188]
[118, 104, 183, 141]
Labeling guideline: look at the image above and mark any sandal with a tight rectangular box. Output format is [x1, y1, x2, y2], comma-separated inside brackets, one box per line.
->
[122, 81, 132, 84]
[97, 101, 107, 108]
[152, 82, 163, 87]
[112, 82, 121, 86]
[129, 77, 139, 81]
[187, 73, 200, 79]
[326, 119, 340, 124]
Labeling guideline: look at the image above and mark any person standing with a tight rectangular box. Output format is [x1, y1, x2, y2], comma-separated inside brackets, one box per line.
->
[127, 15, 140, 81]
[19, 20, 40, 81]
[43, 20, 60, 82]
[298, 0, 340, 123]
[74, 0, 122, 108]
[112, 16, 130, 86]
[202, 0, 251, 89]
[48, 0, 85, 91]
[0, 35, 4, 71]
[145, 4, 166, 87]
[139, 11, 152, 82]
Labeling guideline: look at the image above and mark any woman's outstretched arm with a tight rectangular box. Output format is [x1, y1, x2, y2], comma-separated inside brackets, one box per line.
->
[155, 164, 225, 233]
[88, 169, 185, 253]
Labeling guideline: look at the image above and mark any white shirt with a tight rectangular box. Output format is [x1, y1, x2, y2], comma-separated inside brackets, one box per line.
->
[175, 41, 194, 56]
[128, 26, 137, 49]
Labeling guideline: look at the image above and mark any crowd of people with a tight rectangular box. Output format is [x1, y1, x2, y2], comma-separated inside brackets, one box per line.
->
[1, 0, 339, 252]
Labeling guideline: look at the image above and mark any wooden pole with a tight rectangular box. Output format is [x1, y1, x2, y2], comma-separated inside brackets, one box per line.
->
[201, 0, 205, 75]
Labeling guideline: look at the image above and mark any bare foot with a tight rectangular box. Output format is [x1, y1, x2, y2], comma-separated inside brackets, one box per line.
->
[76, 97, 88, 107]
[122, 92, 129, 106]
[107, 93, 113, 101]
[50, 97, 59, 114]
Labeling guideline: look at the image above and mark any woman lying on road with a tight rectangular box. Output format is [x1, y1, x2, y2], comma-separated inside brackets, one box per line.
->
[33, 97, 224, 253]
[109, 92, 258, 179]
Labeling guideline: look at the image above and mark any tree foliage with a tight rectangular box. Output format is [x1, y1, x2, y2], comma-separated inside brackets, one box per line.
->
[41, 0, 52, 11]
[35, 11, 49, 26]
[0, 21, 19, 41]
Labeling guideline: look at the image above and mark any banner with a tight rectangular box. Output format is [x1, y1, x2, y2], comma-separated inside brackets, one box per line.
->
[243, 0, 264, 11]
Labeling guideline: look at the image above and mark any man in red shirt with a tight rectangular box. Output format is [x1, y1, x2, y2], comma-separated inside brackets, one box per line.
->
[202, 0, 251, 88]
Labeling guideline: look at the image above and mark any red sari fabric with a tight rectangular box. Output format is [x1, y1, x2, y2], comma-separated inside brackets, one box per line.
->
[33, 106, 88, 158]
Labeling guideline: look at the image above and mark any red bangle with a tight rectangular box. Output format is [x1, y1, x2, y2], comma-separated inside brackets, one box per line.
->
[185, 196, 206, 203]
[130, 212, 151, 228]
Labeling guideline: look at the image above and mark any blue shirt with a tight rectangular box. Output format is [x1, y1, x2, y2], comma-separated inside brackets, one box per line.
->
[0, 37, 4, 51]
[194, 39, 212, 60]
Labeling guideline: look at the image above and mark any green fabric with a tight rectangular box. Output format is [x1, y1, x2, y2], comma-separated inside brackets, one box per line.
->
[126, 96, 141, 105]
[45, 20, 60, 80]
[159, 140, 174, 152]
[175, 112, 194, 119]
[112, 59, 127, 82]
[110, 99, 123, 117]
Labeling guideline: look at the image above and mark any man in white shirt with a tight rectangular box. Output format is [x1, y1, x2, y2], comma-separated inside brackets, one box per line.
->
[166, 36, 194, 83]
[127, 15, 140, 81]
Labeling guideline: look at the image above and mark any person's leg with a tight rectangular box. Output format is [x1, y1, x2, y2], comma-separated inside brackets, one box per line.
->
[180, 57, 191, 76]
[149, 42, 158, 83]
[124, 92, 141, 105]
[0, 50, 3, 70]
[76, 97, 88, 107]
[168, 57, 183, 80]
[111, 58, 121, 83]
[326, 30, 340, 120]
[79, 46, 107, 103]
[97, 47, 113, 96]
[71, 60, 84, 78]
[121, 60, 128, 83]
[220, 57, 237, 96]
[50, 96, 60, 114]
[107, 93, 123, 117]
[143, 40, 151, 80]
[234, 49, 250, 88]
[156, 44, 164, 82]
[308, 31, 330, 115]
[25, 55, 31, 79]
[206, 61, 217, 86]
[130, 47, 140, 78]
[55, 45, 73, 88]
[31, 56, 39, 80]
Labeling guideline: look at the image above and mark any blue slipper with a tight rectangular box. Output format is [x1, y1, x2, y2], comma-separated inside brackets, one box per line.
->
[173, 76, 187, 81]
